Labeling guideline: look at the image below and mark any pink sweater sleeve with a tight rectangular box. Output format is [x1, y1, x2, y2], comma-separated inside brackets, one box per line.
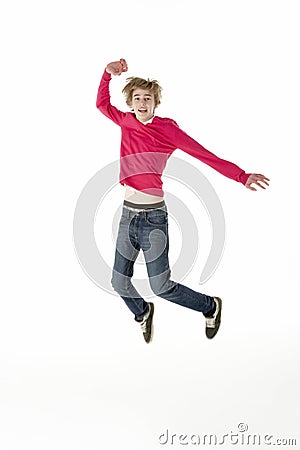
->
[96, 70, 125, 125]
[170, 123, 250, 185]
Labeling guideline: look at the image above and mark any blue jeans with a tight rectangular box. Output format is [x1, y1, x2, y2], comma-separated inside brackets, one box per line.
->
[111, 204, 214, 320]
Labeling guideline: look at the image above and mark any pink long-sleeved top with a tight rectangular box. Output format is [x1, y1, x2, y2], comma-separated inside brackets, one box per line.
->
[96, 70, 250, 197]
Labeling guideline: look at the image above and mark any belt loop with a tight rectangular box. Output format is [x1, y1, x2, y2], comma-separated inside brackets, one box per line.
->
[122, 205, 130, 219]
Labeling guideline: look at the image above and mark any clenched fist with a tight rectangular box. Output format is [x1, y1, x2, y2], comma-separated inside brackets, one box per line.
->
[106, 58, 128, 76]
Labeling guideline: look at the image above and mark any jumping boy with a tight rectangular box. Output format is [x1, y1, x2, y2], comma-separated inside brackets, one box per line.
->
[96, 58, 269, 343]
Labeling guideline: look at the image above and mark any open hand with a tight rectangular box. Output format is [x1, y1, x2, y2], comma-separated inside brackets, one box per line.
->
[245, 173, 270, 191]
[106, 58, 128, 76]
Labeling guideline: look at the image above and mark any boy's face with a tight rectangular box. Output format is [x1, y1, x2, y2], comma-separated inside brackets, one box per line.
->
[131, 89, 156, 123]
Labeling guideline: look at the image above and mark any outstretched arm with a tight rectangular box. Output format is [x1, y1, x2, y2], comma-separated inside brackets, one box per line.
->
[168, 123, 270, 191]
[169, 125, 251, 185]
[245, 173, 270, 191]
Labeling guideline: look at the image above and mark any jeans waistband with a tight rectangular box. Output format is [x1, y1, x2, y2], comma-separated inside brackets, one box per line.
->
[123, 199, 165, 211]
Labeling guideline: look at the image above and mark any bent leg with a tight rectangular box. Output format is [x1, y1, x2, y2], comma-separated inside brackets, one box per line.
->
[141, 209, 214, 314]
[111, 210, 149, 320]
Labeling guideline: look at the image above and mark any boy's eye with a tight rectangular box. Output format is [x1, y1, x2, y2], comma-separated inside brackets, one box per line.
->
[133, 97, 152, 101]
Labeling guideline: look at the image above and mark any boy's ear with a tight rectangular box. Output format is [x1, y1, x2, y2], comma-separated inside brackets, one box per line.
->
[128, 101, 134, 111]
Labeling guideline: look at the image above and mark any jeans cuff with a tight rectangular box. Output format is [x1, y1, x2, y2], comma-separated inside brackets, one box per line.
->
[134, 305, 150, 322]
[203, 297, 216, 317]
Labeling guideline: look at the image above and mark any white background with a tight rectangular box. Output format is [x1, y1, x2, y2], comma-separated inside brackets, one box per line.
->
[0, 0, 299, 449]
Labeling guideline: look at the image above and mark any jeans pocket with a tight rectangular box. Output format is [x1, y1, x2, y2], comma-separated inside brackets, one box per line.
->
[146, 211, 168, 226]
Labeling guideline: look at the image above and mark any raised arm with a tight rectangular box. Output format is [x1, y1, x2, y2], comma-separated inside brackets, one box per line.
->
[96, 58, 128, 125]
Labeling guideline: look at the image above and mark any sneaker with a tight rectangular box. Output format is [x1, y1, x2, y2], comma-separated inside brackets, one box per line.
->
[205, 297, 222, 339]
[139, 303, 154, 343]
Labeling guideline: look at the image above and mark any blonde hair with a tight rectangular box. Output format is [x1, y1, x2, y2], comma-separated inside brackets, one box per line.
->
[122, 77, 162, 108]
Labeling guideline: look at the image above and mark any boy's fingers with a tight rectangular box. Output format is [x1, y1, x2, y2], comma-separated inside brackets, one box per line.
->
[258, 175, 270, 183]
[120, 58, 128, 71]
[260, 175, 270, 181]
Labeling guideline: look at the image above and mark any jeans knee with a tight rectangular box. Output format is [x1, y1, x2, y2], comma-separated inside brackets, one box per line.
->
[149, 275, 176, 297]
[111, 270, 130, 297]
[111, 271, 121, 293]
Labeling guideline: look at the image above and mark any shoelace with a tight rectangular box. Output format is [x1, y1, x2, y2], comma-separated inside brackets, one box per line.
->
[140, 307, 151, 333]
[205, 300, 219, 328]
[140, 319, 147, 333]
[205, 317, 216, 328]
